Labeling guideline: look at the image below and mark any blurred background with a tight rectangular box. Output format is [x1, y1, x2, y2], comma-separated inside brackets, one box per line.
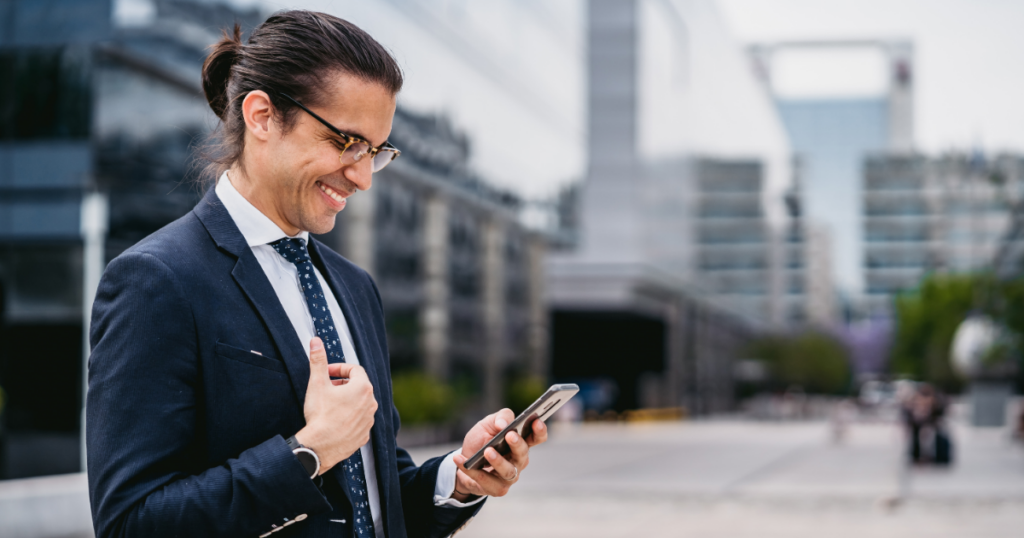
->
[0, 0, 1022, 536]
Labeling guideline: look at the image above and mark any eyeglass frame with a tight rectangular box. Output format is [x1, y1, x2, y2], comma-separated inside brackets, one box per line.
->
[276, 91, 401, 171]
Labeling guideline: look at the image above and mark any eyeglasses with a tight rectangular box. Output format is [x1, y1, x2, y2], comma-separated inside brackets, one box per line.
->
[277, 92, 401, 173]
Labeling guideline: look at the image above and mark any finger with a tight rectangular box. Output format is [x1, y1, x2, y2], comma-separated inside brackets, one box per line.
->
[331, 379, 350, 386]
[345, 364, 370, 385]
[308, 338, 329, 386]
[482, 408, 515, 436]
[495, 408, 515, 430]
[452, 467, 485, 496]
[454, 452, 499, 481]
[526, 420, 548, 447]
[327, 362, 356, 378]
[455, 454, 512, 495]
[505, 430, 529, 469]
[484, 446, 519, 481]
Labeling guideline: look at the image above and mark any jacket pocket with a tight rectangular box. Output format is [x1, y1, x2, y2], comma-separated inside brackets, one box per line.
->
[214, 341, 288, 374]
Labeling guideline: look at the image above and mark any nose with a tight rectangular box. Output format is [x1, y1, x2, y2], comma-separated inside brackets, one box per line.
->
[343, 156, 374, 191]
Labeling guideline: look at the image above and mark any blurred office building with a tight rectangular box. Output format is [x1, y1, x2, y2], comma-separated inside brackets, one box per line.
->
[994, 160, 1024, 278]
[694, 158, 833, 327]
[0, 0, 244, 478]
[322, 108, 550, 415]
[749, 39, 914, 315]
[862, 152, 1024, 312]
[0, 0, 553, 477]
[548, 0, 816, 415]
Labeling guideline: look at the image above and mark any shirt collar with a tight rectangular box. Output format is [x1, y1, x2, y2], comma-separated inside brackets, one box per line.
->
[215, 171, 309, 247]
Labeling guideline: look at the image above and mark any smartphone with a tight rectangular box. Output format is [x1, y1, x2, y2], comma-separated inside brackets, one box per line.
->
[464, 383, 579, 471]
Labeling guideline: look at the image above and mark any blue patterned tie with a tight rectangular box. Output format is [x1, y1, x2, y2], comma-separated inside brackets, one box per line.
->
[270, 237, 376, 538]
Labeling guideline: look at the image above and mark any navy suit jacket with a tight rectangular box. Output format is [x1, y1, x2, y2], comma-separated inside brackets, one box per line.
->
[87, 189, 483, 538]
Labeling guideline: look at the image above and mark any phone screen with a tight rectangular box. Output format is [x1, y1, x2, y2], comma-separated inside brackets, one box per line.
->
[464, 384, 579, 471]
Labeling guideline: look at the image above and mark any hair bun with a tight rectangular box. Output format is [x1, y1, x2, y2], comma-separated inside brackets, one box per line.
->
[202, 24, 243, 120]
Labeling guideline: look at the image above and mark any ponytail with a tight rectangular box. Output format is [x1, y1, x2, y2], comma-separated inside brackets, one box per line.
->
[197, 11, 403, 184]
[201, 24, 243, 120]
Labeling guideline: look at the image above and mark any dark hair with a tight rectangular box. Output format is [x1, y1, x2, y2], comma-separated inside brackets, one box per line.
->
[199, 10, 403, 182]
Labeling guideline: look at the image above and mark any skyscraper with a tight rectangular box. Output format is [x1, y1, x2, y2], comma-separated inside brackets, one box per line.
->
[750, 40, 915, 310]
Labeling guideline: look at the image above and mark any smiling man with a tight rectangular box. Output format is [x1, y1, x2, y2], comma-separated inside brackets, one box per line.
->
[85, 11, 546, 538]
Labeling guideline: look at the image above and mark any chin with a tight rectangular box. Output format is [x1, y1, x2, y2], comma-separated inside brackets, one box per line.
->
[303, 214, 339, 236]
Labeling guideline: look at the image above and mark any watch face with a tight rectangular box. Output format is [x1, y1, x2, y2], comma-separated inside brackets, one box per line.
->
[295, 448, 319, 478]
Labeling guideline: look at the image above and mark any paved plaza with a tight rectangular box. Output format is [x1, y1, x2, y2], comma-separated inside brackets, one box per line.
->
[1, 414, 1021, 537]
[410, 416, 1024, 538]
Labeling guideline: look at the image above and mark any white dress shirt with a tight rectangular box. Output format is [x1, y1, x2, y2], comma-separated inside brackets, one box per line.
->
[215, 174, 481, 537]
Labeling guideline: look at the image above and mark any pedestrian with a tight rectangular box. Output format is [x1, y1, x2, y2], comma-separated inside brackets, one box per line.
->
[831, 398, 857, 444]
[1015, 403, 1024, 441]
[901, 384, 952, 465]
[86, 11, 546, 538]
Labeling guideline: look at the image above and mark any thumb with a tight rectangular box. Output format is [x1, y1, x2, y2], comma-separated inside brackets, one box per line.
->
[307, 337, 329, 388]
[491, 408, 514, 432]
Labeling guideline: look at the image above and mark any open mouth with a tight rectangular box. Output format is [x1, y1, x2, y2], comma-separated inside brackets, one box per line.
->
[316, 181, 348, 203]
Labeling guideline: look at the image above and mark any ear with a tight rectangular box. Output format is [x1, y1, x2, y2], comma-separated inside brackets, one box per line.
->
[241, 90, 275, 142]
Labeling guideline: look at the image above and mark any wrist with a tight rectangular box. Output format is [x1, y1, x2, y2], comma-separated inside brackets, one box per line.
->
[294, 426, 317, 452]
[286, 434, 321, 479]
[451, 470, 478, 502]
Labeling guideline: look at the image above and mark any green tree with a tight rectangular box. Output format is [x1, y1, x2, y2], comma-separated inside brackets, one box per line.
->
[891, 273, 980, 392]
[505, 375, 547, 414]
[745, 332, 852, 394]
[391, 372, 457, 426]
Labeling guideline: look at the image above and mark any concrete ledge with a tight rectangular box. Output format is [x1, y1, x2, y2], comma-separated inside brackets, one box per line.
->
[0, 473, 92, 538]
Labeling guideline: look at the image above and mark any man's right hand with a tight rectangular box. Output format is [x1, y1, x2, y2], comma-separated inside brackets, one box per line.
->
[294, 337, 377, 474]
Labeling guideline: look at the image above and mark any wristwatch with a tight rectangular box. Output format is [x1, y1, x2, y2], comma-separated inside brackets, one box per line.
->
[286, 435, 321, 479]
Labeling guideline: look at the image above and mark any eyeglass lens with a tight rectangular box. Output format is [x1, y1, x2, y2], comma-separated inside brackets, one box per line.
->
[371, 150, 398, 172]
[340, 142, 398, 172]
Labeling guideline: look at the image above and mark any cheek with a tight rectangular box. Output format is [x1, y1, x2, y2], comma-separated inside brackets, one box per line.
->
[270, 137, 334, 181]
[298, 148, 342, 182]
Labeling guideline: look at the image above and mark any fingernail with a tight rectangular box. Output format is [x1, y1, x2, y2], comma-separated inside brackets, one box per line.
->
[508, 432, 519, 443]
[486, 448, 496, 459]
[310, 338, 323, 351]
[496, 419, 508, 429]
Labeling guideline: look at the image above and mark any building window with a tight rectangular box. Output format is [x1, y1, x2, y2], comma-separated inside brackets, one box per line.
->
[0, 47, 91, 141]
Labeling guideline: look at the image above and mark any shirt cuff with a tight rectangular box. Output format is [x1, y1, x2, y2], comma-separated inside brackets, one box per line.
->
[433, 451, 487, 508]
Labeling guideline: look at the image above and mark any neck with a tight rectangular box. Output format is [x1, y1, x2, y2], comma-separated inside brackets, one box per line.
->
[227, 165, 301, 237]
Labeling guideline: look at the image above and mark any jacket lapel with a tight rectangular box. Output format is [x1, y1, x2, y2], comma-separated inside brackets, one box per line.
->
[308, 239, 394, 535]
[194, 190, 311, 405]
[197, 189, 393, 526]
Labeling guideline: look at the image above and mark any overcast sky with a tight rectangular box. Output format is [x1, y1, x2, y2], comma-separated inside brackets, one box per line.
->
[718, 0, 1024, 155]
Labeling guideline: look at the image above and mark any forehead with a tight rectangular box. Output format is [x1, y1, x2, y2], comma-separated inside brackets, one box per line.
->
[312, 71, 397, 147]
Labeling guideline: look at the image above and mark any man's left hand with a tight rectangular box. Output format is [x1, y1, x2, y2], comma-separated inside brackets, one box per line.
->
[450, 408, 548, 500]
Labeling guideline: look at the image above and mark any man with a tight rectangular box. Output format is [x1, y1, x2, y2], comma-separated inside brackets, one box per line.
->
[86, 11, 545, 538]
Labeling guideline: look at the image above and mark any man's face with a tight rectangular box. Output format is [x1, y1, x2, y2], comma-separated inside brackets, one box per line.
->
[260, 71, 396, 235]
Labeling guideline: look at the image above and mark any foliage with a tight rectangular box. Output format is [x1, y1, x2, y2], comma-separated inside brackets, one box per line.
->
[891, 273, 976, 392]
[891, 272, 1024, 391]
[505, 375, 548, 414]
[744, 332, 852, 395]
[391, 372, 457, 426]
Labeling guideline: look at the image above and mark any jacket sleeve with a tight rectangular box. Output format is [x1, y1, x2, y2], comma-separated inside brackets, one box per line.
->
[367, 276, 485, 538]
[86, 252, 332, 538]
[395, 423, 484, 538]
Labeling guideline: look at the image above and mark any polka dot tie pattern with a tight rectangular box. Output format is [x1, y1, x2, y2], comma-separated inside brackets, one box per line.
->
[269, 237, 376, 538]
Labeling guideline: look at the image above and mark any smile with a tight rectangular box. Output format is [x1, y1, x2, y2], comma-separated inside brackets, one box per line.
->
[317, 181, 348, 203]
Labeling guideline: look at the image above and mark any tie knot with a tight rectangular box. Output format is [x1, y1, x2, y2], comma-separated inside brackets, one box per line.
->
[269, 237, 310, 265]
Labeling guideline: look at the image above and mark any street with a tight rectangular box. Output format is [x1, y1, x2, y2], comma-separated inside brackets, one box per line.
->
[2, 414, 1021, 538]
[410, 416, 1024, 538]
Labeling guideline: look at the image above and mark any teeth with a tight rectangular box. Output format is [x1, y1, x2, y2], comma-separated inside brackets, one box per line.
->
[318, 182, 344, 203]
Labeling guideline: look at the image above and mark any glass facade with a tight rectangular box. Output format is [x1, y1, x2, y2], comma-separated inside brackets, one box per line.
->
[776, 98, 889, 296]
